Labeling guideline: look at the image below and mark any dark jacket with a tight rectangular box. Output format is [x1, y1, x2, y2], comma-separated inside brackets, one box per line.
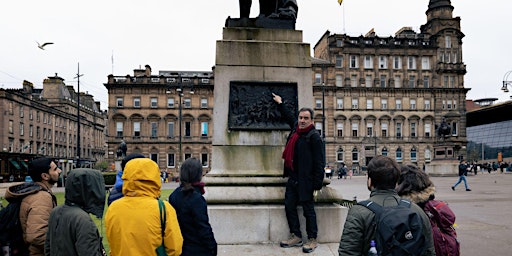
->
[169, 186, 217, 256]
[278, 103, 325, 201]
[338, 189, 436, 256]
[44, 168, 106, 256]
[5, 182, 56, 256]
[458, 163, 468, 176]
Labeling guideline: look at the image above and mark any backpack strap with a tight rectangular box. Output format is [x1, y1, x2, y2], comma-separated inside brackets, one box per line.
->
[158, 199, 166, 244]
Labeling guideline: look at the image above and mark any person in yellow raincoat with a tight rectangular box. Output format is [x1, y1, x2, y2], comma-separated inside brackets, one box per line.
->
[106, 158, 183, 256]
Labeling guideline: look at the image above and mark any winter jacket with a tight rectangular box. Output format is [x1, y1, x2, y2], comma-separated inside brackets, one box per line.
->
[278, 103, 325, 201]
[44, 168, 106, 256]
[169, 186, 217, 256]
[106, 158, 183, 256]
[5, 182, 57, 256]
[107, 170, 124, 205]
[338, 189, 436, 256]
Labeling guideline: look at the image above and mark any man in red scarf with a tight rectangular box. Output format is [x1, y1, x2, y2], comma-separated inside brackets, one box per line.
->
[272, 93, 325, 253]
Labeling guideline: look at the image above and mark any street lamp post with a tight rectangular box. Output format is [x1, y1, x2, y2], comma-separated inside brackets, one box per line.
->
[177, 85, 183, 167]
[501, 70, 512, 97]
[74, 63, 83, 167]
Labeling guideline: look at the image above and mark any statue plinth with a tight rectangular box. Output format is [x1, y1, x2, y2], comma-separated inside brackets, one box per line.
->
[426, 142, 459, 176]
[204, 27, 347, 244]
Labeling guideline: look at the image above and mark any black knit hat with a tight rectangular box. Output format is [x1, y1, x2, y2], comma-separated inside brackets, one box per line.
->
[120, 153, 145, 170]
[28, 157, 53, 182]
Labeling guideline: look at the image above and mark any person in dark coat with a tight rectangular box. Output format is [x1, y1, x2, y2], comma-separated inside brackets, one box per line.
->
[44, 168, 106, 256]
[272, 93, 325, 253]
[169, 158, 217, 256]
[452, 160, 471, 191]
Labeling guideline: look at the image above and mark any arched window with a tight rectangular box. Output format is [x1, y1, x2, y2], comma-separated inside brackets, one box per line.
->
[396, 147, 403, 162]
[337, 147, 344, 162]
[411, 147, 417, 162]
[352, 147, 359, 163]
[425, 148, 431, 162]
[381, 147, 388, 156]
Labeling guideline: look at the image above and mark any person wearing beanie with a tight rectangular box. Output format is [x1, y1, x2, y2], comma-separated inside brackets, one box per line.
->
[45, 168, 106, 255]
[169, 158, 217, 256]
[106, 158, 183, 256]
[5, 157, 60, 256]
[107, 153, 145, 205]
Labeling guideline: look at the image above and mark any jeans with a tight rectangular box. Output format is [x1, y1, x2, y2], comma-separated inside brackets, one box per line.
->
[453, 175, 469, 189]
[284, 178, 318, 239]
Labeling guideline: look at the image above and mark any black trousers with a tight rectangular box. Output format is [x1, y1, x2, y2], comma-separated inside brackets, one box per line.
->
[284, 178, 318, 239]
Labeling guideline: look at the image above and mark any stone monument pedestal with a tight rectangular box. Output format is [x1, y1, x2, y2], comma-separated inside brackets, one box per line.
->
[204, 27, 347, 244]
[426, 143, 459, 176]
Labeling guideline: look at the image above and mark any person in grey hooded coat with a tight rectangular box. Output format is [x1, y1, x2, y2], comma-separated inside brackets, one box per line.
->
[44, 168, 106, 256]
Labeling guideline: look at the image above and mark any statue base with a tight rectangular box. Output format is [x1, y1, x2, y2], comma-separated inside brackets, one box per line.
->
[225, 16, 295, 30]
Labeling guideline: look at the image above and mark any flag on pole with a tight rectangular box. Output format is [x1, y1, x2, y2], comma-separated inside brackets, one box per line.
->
[338, 0, 343, 5]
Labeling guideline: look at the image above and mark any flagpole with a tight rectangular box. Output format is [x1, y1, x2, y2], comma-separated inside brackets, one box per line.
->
[342, 1, 346, 33]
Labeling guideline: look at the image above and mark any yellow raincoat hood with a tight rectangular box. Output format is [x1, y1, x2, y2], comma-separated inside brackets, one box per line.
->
[122, 158, 161, 198]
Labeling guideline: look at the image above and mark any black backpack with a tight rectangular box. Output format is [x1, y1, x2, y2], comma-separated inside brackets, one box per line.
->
[359, 199, 427, 256]
[1, 183, 42, 256]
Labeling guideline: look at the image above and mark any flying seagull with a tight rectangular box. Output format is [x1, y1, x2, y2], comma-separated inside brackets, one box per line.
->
[37, 41, 54, 50]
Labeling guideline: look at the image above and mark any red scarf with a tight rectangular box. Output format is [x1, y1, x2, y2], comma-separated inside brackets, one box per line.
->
[282, 124, 314, 171]
[192, 181, 205, 195]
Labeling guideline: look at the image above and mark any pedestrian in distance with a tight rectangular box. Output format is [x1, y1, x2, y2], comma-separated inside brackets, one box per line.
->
[452, 160, 471, 191]
[169, 157, 217, 256]
[44, 168, 107, 255]
[106, 158, 183, 256]
[4, 157, 60, 256]
[272, 93, 325, 253]
[338, 155, 435, 256]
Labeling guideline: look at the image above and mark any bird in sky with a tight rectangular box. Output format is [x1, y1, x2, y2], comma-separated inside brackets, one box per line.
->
[37, 41, 54, 50]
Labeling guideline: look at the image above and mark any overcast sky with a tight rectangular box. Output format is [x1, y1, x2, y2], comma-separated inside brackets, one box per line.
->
[1, 0, 511, 110]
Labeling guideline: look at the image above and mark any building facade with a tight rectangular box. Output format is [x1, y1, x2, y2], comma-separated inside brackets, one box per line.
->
[104, 65, 214, 176]
[311, 0, 468, 173]
[0, 77, 107, 181]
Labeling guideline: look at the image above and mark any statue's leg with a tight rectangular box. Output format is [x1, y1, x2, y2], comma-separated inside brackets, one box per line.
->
[259, 0, 278, 17]
[239, 0, 252, 18]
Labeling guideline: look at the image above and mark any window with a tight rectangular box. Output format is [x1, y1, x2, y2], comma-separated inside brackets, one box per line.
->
[20, 106, 24, 118]
[116, 97, 123, 107]
[8, 120, 13, 134]
[150, 97, 158, 108]
[29, 125, 33, 137]
[350, 74, 358, 87]
[351, 98, 358, 109]
[423, 99, 430, 110]
[366, 123, 374, 137]
[336, 122, 343, 137]
[365, 75, 372, 87]
[449, 76, 455, 88]
[167, 153, 175, 167]
[201, 122, 208, 137]
[185, 153, 192, 160]
[336, 148, 344, 162]
[396, 148, 403, 161]
[336, 75, 343, 87]
[409, 75, 416, 88]
[151, 122, 158, 138]
[336, 98, 343, 109]
[364, 55, 373, 69]
[336, 40, 343, 47]
[150, 153, 158, 163]
[393, 56, 401, 69]
[425, 123, 431, 138]
[453, 100, 457, 110]
[451, 122, 458, 136]
[335, 55, 343, 68]
[201, 153, 209, 167]
[447, 100, 452, 109]
[184, 98, 191, 108]
[167, 98, 175, 108]
[185, 121, 191, 137]
[381, 99, 388, 110]
[380, 75, 386, 87]
[315, 122, 323, 136]
[394, 75, 401, 88]
[379, 56, 387, 69]
[133, 122, 141, 137]
[382, 147, 388, 156]
[167, 122, 174, 137]
[350, 55, 358, 68]
[410, 99, 416, 110]
[116, 122, 123, 137]
[20, 123, 24, 136]
[396, 122, 402, 138]
[36, 111, 40, 122]
[201, 98, 208, 108]
[421, 57, 430, 70]
[425, 148, 431, 162]
[29, 110, 33, 120]
[407, 56, 416, 69]
[366, 99, 373, 109]
[351, 122, 358, 137]
[395, 99, 402, 110]
[315, 99, 322, 109]
[315, 73, 322, 84]
[445, 35, 451, 48]
[352, 148, 359, 163]
[411, 148, 417, 162]
[411, 122, 417, 137]
[134, 97, 140, 108]
[423, 76, 430, 88]
[381, 123, 388, 137]
[442, 100, 446, 109]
